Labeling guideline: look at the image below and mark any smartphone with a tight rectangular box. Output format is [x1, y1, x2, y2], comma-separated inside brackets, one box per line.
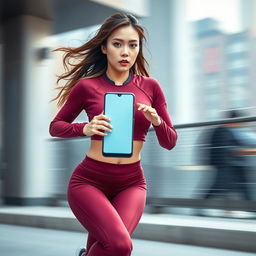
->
[102, 92, 135, 157]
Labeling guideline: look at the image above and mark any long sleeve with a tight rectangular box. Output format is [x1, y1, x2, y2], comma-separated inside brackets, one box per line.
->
[151, 80, 177, 150]
[49, 81, 88, 138]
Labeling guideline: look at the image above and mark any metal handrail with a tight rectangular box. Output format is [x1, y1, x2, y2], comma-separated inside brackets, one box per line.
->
[152, 116, 256, 130]
[47, 116, 256, 141]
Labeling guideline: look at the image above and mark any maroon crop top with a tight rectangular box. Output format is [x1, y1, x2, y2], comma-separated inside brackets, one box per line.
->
[49, 74, 177, 150]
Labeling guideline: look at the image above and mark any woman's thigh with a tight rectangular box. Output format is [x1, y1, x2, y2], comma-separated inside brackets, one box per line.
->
[67, 183, 131, 246]
[111, 185, 147, 234]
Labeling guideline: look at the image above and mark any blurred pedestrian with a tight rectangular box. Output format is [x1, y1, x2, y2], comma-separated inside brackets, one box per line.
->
[49, 13, 177, 256]
[204, 110, 256, 201]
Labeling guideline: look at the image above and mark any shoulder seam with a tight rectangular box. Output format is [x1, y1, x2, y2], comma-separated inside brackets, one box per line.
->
[133, 76, 153, 102]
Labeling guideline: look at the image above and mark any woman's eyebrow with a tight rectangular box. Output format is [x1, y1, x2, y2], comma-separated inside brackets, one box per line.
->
[112, 38, 138, 42]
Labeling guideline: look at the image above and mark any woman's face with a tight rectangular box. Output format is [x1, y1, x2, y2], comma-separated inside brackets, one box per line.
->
[101, 25, 140, 74]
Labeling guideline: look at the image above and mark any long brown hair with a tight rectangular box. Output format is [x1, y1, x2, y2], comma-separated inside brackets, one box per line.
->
[51, 12, 149, 107]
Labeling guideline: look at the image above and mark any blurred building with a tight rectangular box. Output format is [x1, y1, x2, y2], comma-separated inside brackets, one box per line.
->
[193, 17, 256, 121]
[193, 18, 225, 121]
[226, 31, 251, 109]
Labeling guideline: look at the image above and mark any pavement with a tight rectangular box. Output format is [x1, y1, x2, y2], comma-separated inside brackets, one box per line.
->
[0, 206, 256, 253]
[1, 224, 255, 256]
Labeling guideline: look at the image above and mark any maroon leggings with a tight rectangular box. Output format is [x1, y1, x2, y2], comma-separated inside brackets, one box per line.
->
[67, 156, 147, 256]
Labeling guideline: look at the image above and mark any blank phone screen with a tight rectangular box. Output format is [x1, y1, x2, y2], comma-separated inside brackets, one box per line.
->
[103, 92, 135, 157]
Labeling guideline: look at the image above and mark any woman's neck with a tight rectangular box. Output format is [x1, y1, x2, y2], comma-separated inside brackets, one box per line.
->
[106, 70, 130, 85]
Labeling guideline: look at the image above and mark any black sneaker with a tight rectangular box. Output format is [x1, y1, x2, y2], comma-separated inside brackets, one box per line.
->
[76, 247, 86, 256]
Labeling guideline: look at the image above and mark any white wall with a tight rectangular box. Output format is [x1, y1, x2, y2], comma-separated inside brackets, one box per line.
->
[90, 0, 150, 17]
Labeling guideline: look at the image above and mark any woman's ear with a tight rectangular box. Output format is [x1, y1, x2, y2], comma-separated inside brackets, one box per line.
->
[101, 44, 107, 54]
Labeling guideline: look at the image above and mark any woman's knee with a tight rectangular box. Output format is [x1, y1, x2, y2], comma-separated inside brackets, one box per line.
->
[110, 235, 132, 256]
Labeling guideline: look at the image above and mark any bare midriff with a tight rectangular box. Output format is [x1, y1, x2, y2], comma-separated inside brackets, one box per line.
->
[87, 139, 144, 164]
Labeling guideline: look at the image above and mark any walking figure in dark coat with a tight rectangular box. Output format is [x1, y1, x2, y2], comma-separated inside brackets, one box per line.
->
[205, 110, 256, 200]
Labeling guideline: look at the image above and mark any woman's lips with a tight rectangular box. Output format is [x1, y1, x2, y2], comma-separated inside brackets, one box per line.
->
[119, 60, 129, 66]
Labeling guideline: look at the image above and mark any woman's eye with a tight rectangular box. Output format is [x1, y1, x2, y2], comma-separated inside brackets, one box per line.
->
[130, 44, 138, 48]
[113, 42, 121, 47]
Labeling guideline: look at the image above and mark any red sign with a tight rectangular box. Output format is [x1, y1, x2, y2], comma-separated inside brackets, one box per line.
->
[204, 47, 220, 73]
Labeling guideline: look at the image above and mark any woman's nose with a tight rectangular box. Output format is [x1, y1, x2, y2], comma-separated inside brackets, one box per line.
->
[121, 46, 129, 56]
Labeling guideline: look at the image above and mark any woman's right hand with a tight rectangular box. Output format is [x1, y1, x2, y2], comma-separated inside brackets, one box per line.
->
[83, 112, 112, 137]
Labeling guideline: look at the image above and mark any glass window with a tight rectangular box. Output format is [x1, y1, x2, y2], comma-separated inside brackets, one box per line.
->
[229, 75, 247, 85]
[227, 41, 247, 53]
[228, 59, 248, 69]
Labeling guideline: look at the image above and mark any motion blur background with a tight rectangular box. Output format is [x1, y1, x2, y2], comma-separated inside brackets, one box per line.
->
[0, 0, 256, 255]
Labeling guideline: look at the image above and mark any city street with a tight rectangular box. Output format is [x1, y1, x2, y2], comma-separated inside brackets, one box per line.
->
[0, 224, 254, 256]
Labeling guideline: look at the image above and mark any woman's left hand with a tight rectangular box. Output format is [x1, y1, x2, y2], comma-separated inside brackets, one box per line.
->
[137, 103, 161, 126]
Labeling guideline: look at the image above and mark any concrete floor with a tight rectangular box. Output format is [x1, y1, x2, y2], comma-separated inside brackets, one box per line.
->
[0, 224, 255, 256]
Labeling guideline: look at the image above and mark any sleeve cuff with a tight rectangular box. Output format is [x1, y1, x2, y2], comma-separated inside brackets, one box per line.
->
[152, 117, 163, 129]
[77, 122, 88, 137]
